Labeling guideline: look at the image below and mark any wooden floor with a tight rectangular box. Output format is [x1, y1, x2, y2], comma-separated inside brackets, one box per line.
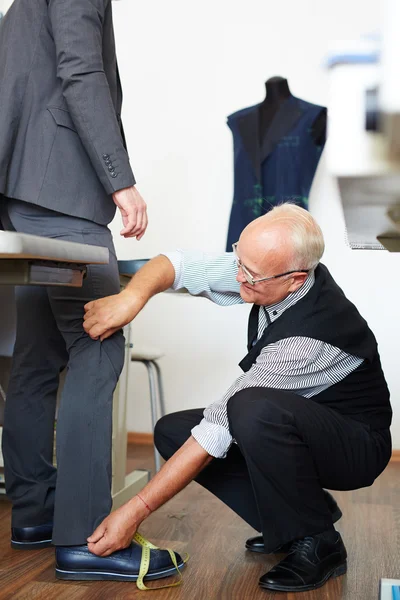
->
[0, 445, 399, 600]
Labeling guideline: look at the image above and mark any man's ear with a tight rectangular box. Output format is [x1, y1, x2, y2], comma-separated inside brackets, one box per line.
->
[287, 272, 308, 293]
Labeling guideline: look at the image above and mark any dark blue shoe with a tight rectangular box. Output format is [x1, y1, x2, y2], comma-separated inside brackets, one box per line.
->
[55, 542, 185, 582]
[11, 523, 53, 550]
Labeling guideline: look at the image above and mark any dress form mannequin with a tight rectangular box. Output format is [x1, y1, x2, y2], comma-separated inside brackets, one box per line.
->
[259, 76, 291, 143]
[225, 78, 327, 249]
[259, 76, 326, 146]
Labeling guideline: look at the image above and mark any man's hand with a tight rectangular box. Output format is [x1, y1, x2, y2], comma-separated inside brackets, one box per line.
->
[84, 255, 175, 340]
[113, 185, 148, 239]
[87, 436, 213, 557]
[87, 504, 140, 557]
[84, 289, 141, 341]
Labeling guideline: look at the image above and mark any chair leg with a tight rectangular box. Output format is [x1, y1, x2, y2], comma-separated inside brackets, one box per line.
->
[144, 361, 162, 474]
[153, 361, 166, 418]
[0, 383, 6, 402]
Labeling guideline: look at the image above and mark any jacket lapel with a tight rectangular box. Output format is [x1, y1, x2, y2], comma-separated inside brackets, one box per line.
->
[236, 105, 262, 181]
[260, 96, 304, 164]
[234, 97, 305, 182]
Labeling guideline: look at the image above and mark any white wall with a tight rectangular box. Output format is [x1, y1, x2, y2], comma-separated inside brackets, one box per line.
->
[4, 1, 395, 444]
[110, 0, 400, 447]
[0, 0, 394, 448]
[0, 0, 12, 13]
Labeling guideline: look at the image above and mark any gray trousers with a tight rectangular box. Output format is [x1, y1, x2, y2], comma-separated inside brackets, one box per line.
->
[0, 198, 124, 545]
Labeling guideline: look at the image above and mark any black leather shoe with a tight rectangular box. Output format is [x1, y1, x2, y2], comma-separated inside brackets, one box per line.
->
[259, 530, 347, 592]
[11, 523, 53, 550]
[245, 537, 292, 554]
[55, 542, 185, 582]
[246, 490, 342, 554]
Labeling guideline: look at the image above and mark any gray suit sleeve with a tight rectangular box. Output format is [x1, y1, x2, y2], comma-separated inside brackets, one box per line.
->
[48, 0, 135, 195]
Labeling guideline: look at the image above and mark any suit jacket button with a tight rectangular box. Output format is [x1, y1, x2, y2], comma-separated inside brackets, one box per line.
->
[108, 165, 115, 172]
[103, 154, 110, 160]
[105, 159, 111, 165]
[111, 173, 117, 178]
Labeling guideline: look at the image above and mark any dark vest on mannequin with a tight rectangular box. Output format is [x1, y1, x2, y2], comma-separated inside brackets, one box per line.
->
[226, 77, 327, 250]
[239, 264, 391, 430]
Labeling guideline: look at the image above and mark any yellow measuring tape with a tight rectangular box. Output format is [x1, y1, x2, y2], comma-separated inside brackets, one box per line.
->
[133, 532, 189, 591]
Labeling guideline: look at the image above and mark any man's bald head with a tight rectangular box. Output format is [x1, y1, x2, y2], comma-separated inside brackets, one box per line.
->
[239, 203, 325, 276]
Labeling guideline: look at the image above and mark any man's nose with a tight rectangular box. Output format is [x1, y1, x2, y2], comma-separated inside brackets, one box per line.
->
[236, 266, 246, 283]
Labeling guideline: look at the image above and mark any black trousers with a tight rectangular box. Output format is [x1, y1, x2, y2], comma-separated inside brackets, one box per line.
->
[154, 388, 391, 552]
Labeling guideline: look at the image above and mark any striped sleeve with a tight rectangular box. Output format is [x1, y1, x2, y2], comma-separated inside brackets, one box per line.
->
[191, 337, 364, 458]
[161, 249, 244, 306]
[161, 251, 185, 289]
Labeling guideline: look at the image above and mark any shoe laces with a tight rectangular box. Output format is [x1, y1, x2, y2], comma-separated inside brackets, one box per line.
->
[290, 536, 314, 558]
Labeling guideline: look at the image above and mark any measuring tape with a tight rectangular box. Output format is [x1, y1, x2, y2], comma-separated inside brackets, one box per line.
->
[133, 532, 189, 591]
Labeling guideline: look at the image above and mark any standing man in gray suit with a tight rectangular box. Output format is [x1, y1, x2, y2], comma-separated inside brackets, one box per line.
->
[0, 0, 182, 583]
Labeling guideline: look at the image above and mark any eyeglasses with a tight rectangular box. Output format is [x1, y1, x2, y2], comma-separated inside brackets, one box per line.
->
[232, 243, 309, 286]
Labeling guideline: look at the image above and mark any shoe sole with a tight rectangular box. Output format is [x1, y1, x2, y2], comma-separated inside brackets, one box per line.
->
[245, 545, 269, 554]
[55, 560, 185, 582]
[11, 539, 53, 550]
[259, 560, 347, 592]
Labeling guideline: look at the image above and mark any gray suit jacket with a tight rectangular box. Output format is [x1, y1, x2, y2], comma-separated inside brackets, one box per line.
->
[0, 0, 135, 225]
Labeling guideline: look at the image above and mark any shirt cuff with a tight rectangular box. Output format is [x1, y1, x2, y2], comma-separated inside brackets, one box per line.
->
[160, 250, 184, 289]
[191, 418, 233, 458]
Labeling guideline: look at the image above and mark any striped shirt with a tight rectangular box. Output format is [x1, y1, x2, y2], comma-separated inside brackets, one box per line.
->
[162, 250, 364, 459]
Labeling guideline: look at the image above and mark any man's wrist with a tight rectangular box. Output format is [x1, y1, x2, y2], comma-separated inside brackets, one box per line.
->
[113, 184, 135, 197]
[128, 495, 152, 524]
[122, 285, 146, 310]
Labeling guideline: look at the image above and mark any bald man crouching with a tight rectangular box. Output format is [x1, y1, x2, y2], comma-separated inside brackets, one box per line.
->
[83, 204, 391, 593]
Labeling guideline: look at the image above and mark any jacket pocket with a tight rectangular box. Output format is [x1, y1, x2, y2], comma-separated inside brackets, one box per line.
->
[47, 106, 77, 132]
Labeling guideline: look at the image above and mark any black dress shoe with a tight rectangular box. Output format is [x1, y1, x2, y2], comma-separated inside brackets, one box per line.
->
[245, 537, 292, 554]
[246, 490, 342, 554]
[11, 523, 53, 550]
[259, 530, 347, 592]
[55, 542, 185, 582]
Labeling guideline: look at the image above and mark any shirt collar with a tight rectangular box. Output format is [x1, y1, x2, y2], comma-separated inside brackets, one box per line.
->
[263, 270, 315, 323]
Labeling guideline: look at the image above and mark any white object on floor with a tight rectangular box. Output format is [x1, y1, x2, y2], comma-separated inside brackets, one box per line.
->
[380, 579, 400, 599]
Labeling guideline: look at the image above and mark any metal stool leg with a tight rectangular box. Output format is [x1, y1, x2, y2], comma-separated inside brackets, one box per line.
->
[153, 361, 165, 418]
[144, 361, 162, 473]
[112, 326, 150, 509]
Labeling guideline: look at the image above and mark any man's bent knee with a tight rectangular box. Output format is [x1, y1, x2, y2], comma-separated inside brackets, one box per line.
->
[154, 414, 181, 460]
[227, 388, 293, 447]
[154, 409, 202, 460]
